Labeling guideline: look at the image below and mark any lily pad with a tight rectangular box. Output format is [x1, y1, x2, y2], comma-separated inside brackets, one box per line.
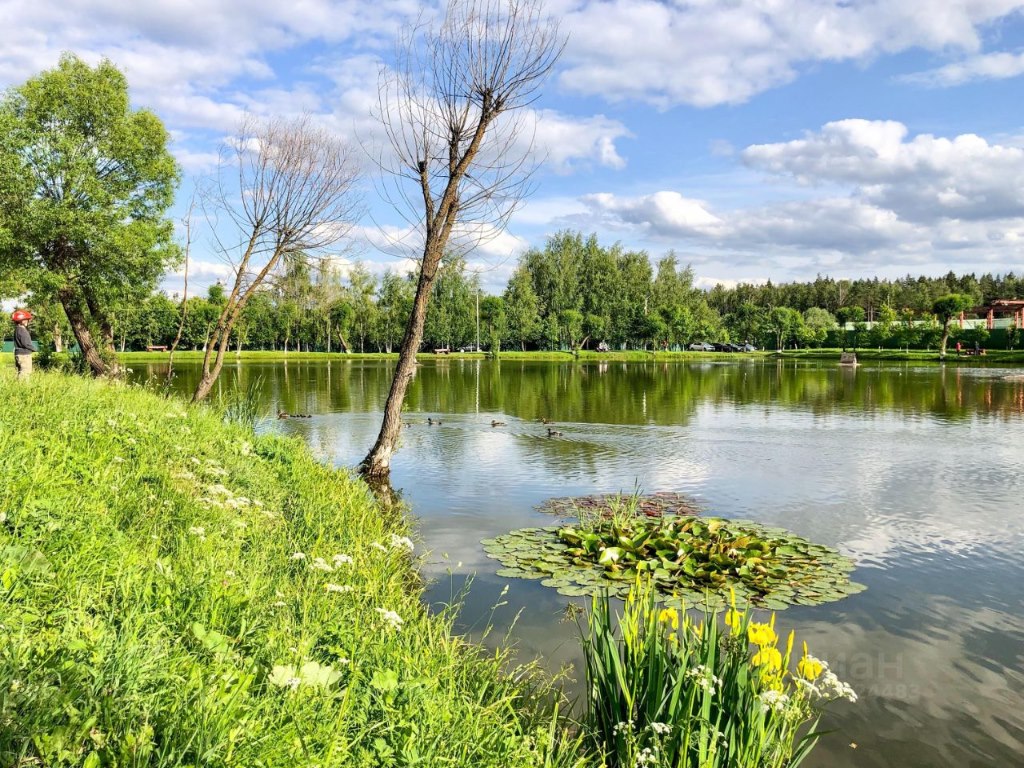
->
[482, 510, 864, 611]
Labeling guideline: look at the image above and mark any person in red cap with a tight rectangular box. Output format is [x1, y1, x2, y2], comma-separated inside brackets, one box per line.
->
[11, 309, 34, 380]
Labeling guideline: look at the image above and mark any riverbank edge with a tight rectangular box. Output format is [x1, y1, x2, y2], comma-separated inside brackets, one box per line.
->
[105, 348, 1024, 365]
[0, 371, 582, 767]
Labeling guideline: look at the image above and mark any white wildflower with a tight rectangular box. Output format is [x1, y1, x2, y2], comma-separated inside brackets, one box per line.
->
[331, 554, 353, 566]
[286, 676, 301, 691]
[376, 608, 404, 631]
[388, 534, 415, 552]
[759, 690, 790, 714]
[686, 664, 722, 694]
[635, 747, 657, 767]
[649, 722, 672, 736]
[272, 601, 287, 607]
[325, 583, 353, 594]
[225, 570, 235, 578]
[310, 557, 334, 572]
[290, 552, 307, 561]
[612, 721, 633, 736]
[189, 526, 206, 538]
[370, 541, 388, 553]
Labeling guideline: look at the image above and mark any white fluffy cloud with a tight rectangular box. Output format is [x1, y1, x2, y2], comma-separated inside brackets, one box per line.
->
[560, 119, 1024, 274]
[741, 119, 1024, 223]
[903, 50, 1024, 86]
[556, 0, 1024, 107]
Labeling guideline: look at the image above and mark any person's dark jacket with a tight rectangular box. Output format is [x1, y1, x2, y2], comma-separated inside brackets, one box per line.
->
[13, 325, 34, 355]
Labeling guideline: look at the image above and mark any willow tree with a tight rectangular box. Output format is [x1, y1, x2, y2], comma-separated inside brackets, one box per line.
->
[191, 115, 361, 402]
[0, 54, 179, 376]
[360, 0, 564, 478]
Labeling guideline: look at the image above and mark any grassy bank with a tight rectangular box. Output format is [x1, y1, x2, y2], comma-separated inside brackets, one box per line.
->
[0, 372, 583, 767]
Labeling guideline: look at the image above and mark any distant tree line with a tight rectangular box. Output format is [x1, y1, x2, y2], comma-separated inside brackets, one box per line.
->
[12, 230, 1024, 355]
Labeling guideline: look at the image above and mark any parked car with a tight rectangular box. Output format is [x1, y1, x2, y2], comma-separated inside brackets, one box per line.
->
[741, 343, 757, 352]
[458, 344, 480, 352]
[689, 342, 715, 351]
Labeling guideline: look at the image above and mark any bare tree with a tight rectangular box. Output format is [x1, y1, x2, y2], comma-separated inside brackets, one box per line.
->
[360, 0, 564, 478]
[192, 115, 361, 402]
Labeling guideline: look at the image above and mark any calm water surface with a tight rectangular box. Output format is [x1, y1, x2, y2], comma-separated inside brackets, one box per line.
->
[141, 359, 1024, 768]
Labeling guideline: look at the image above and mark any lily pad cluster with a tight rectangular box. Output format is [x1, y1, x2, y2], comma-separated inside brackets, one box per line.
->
[482, 515, 865, 611]
[537, 491, 701, 519]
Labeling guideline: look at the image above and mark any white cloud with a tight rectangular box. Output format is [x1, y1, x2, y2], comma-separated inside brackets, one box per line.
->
[555, 0, 1024, 107]
[902, 49, 1024, 86]
[741, 119, 1024, 223]
[545, 119, 1024, 276]
[579, 190, 722, 236]
[531, 109, 631, 172]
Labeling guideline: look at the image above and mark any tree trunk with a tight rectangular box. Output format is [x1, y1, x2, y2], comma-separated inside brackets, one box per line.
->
[53, 323, 63, 353]
[58, 288, 110, 376]
[83, 286, 117, 355]
[360, 251, 442, 478]
[939, 319, 951, 358]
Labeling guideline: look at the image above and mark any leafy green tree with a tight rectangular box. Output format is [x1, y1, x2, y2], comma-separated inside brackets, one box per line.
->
[835, 306, 866, 351]
[347, 262, 378, 353]
[932, 293, 975, 358]
[376, 271, 414, 353]
[766, 307, 802, 350]
[801, 307, 836, 348]
[504, 265, 541, 351]
[0, 54, 179, 375]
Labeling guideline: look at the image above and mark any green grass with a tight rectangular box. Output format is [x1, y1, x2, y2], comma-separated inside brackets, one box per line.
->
[0, 371, 585, 768]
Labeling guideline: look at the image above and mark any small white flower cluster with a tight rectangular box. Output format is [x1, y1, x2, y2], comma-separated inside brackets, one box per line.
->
[307, 553, 354, 573]
[612, 721, 633, 736]
[372, 535, 415, 554]
[188, 526, 206, 540]
[290, 552, 307, 561]
[388, 534, 415, 552]
[685, 664, 722, 694]
[376, 608, 404, 631]
[634, 746, 658, 767]
[325, 583, 353, 594]
[759, 689, 791, 714]
[796, 658, 858, 703]
[648, 722, 672, 737]
[819, 670, 858, 702]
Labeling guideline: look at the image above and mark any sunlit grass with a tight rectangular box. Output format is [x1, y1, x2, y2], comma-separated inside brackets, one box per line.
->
[0, 371, 584, 768]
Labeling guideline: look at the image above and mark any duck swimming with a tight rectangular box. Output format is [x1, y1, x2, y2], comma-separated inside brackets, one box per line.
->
[491, 420, 506, 427]
[428, 417, 442, 425]
[547, 427, 563, 437]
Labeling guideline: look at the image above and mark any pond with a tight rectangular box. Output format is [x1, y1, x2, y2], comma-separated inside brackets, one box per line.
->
[138, 358, 1024, 768]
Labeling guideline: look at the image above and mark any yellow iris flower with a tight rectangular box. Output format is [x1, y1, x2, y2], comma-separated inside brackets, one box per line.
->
[752, 646, 782, 671]
[747, 622, 777, 647]
[658, 607, 679, 630]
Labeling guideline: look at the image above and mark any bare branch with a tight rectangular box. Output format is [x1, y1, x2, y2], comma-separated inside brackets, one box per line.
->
[192, 115, 363, 401]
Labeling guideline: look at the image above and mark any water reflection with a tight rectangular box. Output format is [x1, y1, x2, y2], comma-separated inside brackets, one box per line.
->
[140, 359, 1024, 768]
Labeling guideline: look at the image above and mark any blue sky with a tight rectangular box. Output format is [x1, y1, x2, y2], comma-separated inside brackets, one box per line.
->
[4, 0, 1024, 294]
